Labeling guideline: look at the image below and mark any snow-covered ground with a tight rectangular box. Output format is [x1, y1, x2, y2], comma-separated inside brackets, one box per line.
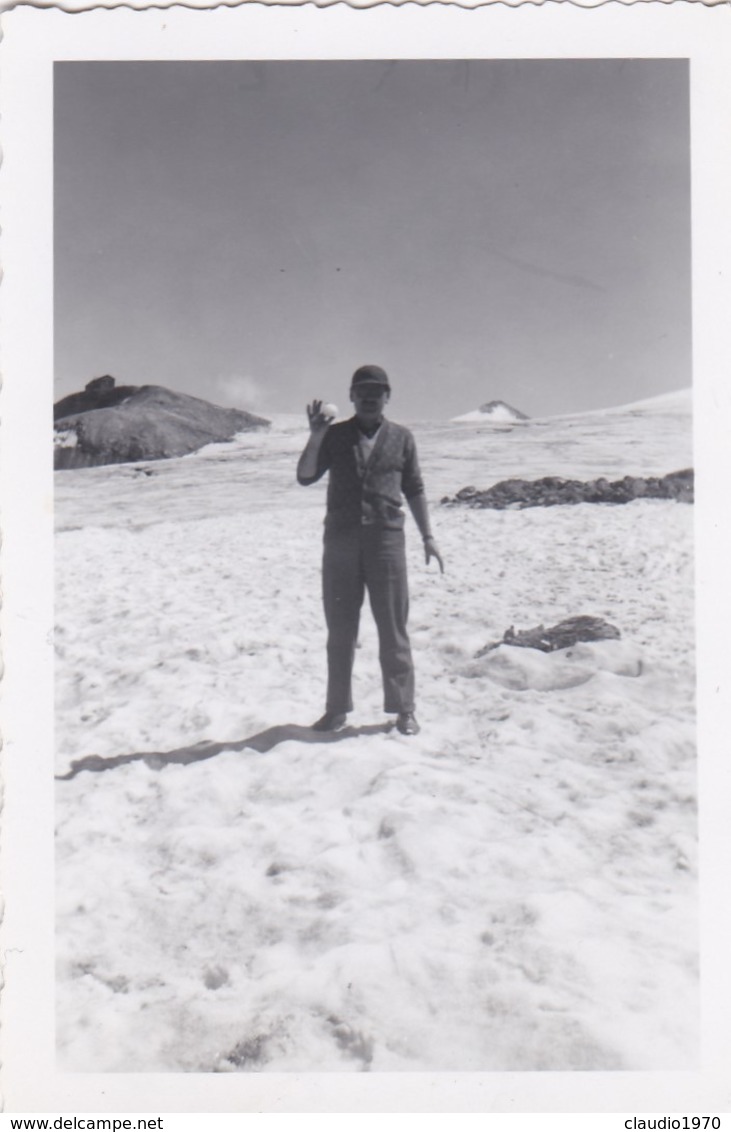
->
[55, 389, 696, 1072]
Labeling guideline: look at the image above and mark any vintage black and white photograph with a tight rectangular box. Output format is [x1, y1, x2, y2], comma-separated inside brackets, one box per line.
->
[2, 0, 730, 1114]
[51, 51, 698, 1074]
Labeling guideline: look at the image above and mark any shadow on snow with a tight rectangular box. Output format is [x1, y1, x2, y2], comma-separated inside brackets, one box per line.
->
[55, 721, 395, 781]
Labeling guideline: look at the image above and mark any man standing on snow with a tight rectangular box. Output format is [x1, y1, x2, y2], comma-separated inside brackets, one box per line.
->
[297, 364, 443, 736]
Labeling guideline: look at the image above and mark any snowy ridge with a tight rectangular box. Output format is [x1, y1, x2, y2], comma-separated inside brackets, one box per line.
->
[532, 388, 692, 425]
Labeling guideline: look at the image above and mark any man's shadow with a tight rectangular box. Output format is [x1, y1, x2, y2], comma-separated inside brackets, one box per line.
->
[55, 721, 395, 781]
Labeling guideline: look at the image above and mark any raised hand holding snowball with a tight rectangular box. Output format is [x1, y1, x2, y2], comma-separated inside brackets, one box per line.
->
[306, 399, 337, 433]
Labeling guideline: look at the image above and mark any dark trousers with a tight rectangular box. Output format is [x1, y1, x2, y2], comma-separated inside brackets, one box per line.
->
[322, 526, 415, 715]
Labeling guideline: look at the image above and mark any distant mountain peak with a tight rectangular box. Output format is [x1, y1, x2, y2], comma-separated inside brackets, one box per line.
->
[478, 400, 529, 420]
[452, 399, 530, 424]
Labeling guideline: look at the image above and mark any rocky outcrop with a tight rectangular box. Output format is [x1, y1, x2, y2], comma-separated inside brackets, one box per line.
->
[476, 615, 621, 657]
[442, 469, 693, 509]
[54, 379, 269, 469]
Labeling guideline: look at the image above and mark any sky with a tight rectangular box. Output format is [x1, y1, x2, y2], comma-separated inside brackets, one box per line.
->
[54, 59, 691, 421]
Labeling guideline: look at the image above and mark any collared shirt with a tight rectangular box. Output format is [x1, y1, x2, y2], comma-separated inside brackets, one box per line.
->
[357, 428, 380, 467]
[300, 416, 425, 533]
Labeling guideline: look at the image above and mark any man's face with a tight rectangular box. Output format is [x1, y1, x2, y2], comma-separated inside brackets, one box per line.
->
[350, 383, 390, 424]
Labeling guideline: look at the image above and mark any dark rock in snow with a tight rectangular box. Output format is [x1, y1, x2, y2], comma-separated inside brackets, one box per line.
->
[476, 615, 622, 657]
[444, 469, 693, 509]
[54, 378, 269, 469]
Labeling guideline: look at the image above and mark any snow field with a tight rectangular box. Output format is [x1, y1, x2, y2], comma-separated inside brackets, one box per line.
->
[55, 399, 697, 1072]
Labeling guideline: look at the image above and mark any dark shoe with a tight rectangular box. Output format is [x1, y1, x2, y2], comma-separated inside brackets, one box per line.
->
[396, 712, 420, 736]
[312, 712, 347, 732]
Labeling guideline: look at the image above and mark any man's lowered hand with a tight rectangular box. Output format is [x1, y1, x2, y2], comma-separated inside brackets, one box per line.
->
[424, 535, 444, 573]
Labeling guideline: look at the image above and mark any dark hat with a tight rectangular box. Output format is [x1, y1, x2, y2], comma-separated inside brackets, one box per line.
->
[351, 364, 390, 389]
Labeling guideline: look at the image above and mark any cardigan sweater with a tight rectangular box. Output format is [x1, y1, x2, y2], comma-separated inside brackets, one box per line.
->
[299, 417, 425, 534]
